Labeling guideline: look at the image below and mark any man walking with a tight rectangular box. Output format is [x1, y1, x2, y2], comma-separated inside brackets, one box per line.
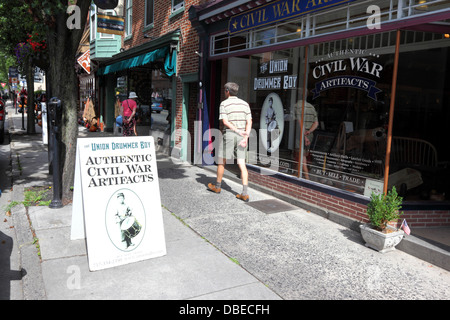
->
[208, 82, 252, 202]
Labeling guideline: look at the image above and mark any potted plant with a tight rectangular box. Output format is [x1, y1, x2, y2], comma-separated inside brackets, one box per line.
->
[360, 186, 405, 253]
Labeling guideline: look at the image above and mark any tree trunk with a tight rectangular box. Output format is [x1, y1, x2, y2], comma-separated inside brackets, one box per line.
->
[46, 2, 90, 203]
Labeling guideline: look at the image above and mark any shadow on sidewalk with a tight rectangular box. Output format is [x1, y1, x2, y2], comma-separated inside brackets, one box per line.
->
[0, 230, 26, 300]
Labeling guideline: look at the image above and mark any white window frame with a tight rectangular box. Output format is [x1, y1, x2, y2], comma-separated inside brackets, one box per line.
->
[90, 5, 96, 41]
[125, 0, 133, 37]
[172, 0, 184, 13]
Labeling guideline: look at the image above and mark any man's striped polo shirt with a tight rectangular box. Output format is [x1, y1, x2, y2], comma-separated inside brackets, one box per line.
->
[219, 96, 252, 132]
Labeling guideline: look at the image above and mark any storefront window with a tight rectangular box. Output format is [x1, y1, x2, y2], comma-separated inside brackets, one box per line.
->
[391, 31, 450, 201]
[129, 69, 171, 131]
[306, 38, 393, 195]
[247, 46, 307, 176]
[220, 28, 450, 201]
[113, 67, 171, 133]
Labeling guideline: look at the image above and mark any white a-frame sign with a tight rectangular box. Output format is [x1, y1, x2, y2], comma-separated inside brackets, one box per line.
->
[71, 136, 166, 271]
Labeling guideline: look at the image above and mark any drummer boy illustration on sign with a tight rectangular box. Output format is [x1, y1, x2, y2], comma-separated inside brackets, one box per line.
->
[265, 97, 277, 152]
[106, 189, 145, 251]
[260, 93, 284, 153]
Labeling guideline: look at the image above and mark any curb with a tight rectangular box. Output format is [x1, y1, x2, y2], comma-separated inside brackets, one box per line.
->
[10, 201, 46, 300]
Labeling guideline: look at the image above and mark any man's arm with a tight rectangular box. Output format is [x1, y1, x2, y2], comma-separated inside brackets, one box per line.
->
[239, 118, 252, 148]
[222, 118, 248, 137]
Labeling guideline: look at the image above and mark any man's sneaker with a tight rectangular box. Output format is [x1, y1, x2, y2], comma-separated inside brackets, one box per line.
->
[207, 183, 221, 193]
[236, 193, 249, 202]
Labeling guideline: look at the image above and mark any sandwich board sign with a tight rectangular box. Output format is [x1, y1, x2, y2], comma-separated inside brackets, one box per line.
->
[71, 136, 166, 271]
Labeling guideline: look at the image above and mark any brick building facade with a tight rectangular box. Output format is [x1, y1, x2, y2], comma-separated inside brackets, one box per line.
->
[94, 0, 204, 158]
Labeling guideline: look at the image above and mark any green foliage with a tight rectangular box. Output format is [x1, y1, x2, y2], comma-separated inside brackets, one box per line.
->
[0, 53, 16, 85]
[3, 187, 51, 213]
[0, 0, 69, 70]
[23, 187, 52, 207]
[367, 186, 403, 231]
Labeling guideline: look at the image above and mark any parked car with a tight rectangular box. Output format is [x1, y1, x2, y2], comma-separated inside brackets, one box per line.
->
[0, 99, 6, 144]
[151, 97, 163, 113]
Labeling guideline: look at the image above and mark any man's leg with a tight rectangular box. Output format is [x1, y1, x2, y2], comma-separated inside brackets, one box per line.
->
[236, 158, 249, 202]
[237, 159, 248, 186]
[208, 157, 225, 193]
[215, 158, 225, 189]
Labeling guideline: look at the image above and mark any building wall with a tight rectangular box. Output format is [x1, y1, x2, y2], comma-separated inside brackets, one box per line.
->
[249, 170, 450, 228]
[122, 0, 201, 148]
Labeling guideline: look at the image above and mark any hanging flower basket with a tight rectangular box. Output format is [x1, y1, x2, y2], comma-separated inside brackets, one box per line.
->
[14, 33, 47, 65]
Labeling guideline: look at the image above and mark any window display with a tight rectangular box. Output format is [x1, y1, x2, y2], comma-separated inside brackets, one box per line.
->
[221, 30, 450, 201]
[249, 47, 307, 176]
[306, 41, 393, 195]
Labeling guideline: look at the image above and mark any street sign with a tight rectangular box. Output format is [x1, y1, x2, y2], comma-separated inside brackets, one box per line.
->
[8, 66, 19, 84]
[8, 66, 18, 77]
[77, 50, 90, 74]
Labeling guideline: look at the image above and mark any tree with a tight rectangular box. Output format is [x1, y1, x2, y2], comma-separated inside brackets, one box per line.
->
[0, 53, 16, 93]
[0, 0, 91, 202]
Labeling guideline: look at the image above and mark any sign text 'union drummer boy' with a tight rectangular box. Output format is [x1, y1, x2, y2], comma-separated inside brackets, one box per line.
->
[73, 136, 166, 271]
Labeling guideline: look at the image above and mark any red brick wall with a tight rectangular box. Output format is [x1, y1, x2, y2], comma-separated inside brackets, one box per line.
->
[249, 170, 450, 228]
[401, 211, 450, 228]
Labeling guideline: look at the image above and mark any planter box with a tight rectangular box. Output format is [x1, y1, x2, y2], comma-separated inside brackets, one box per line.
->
[360, 224, 405, 253]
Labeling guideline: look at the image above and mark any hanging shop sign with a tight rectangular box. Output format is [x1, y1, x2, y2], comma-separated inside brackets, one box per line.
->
[77, 50, 90, 74]
[229, 0, 355, 35]
[71, 136, 166, 271]
[94, 0, 119, 9]
[97, 14, 124, 35]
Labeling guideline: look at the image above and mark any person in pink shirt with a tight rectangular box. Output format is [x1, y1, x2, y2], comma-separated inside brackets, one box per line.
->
[122, 92, 138, 136]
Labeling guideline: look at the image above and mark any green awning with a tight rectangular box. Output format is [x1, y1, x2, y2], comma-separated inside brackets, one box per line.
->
[98, 46, 174, 76]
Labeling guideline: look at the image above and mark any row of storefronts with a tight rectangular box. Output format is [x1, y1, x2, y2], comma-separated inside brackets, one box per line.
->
[87, 0, 450, 229]
[188, 0, 450, 228]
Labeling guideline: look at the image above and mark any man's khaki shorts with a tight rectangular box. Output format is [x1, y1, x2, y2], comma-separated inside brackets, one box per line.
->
[217, 130, 247, 161]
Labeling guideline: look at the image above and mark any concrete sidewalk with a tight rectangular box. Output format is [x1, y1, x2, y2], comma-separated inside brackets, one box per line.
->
[3, 100, 450, 300]
[3, 102, 280, 300]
